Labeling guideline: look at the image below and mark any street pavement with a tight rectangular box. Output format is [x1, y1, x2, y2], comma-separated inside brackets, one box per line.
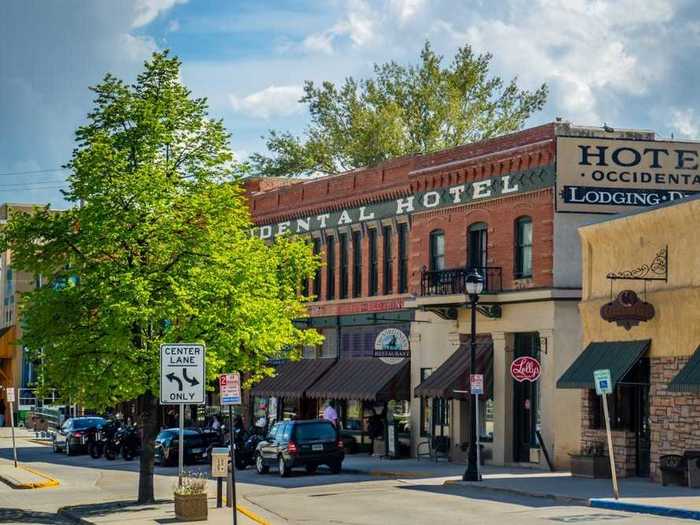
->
[0, 434, 698, 524]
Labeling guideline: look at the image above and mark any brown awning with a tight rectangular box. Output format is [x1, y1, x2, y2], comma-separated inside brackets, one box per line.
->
[250, 358, 335, 399]
[414, 336, 493, 399]
[305, 358, 410, 401]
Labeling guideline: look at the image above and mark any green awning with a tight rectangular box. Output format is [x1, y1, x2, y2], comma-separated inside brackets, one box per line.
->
[557, 340, 650, 389]
[668, 346, 700, 393]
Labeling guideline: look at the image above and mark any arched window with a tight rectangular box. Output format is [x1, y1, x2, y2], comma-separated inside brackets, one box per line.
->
[514, 216, 533, 278]
[429, 230, 445, 271]
[468, 222, 488, 269]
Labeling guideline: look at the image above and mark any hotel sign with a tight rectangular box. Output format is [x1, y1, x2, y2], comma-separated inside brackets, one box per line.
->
[557, 137, 700, 213]
[254, 166, 555, 238]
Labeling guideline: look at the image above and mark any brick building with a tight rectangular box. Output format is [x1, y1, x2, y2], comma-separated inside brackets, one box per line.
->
[560, 193, 700, 482]
[245, 122, 687, 467]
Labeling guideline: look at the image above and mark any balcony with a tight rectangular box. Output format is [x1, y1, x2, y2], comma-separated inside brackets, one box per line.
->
[420, 266, 503, 296]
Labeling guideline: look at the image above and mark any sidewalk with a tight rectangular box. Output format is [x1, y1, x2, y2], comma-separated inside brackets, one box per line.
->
[60, 500, 269, 525]
[0, 460, 59, 489]
[343, 454, 700, 520]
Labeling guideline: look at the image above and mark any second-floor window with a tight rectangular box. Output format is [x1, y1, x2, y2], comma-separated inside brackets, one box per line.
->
[429, 230, 445, 271]
[326, 236, 335, 300]
[383, 225, 393, 294]
[468, 222, 488, 269]
[312, 237, 322, 298]
[339, 233, 349, 299]
[368, 228, 378, 296]
[515, 216, 533, 278]
[398, 223, 408, 293]
[352, 230, 362, 297]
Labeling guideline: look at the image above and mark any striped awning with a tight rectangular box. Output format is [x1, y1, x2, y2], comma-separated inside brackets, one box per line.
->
[250, 358, 335, 399]
[305, 358, 410, 401]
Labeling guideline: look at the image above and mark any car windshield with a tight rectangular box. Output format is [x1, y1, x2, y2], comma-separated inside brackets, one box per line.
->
[73, 418, 105, 429]
[294, 422, 336, 442]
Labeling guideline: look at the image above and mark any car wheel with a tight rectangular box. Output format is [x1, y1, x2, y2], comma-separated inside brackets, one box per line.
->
[104, 445, 116, 461]
[329, 460, 342, 474]
[255, 453, 269, 474]
[121, 445, 134, 461]
[305, 464, 318, 474]
[278, 456, 290, 478]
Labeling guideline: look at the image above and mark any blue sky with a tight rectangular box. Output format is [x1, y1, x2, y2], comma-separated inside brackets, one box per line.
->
[1, 0, 699, 205]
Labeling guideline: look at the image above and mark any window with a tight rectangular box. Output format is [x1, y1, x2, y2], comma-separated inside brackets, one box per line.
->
[468, 222, 488, 269]
[312, 238, 322, 299]
[368, 229, 378, 296]
[339, 232, 348, 299]
[429, 230, 445, 271]
[398, 223, 409, 293]
[352, 231, 362, 297]
[514, 217, 533, 278]
[419, 368, 432, 437]
[326, 236, 336, 300]
[383, 226, 393, 294]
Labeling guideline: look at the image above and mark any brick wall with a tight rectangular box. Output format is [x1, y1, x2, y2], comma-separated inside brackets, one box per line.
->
[649, 356, 700, 481]
[580, 390, 637, 477]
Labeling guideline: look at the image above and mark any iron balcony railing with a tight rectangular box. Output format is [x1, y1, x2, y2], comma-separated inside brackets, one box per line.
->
[420, 266, 503, 296]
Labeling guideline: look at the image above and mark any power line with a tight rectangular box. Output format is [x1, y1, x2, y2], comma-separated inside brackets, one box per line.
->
[0, 168, 70, 177]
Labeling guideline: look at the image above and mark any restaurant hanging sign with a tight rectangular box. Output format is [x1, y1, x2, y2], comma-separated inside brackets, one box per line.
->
[374, 328, 410, 364]
[600, 290, 655, 331]
[556, 137, 700, 213]
[510, 356, 541, 382]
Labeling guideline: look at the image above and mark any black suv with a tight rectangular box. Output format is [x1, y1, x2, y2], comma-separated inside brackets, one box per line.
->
[255, 419, 344, 477]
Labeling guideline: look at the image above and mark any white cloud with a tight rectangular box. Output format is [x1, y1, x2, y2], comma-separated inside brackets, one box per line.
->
[671, 108, 700, 138]
[455, 0, 676, 124]
[302, 0, 378, 54]
[389, 0, 426, 24]
[228, 85, 304, 119]
[168, 19, 180, 32]
[132, 0, 187, 28]
[119, 33, 158, 60]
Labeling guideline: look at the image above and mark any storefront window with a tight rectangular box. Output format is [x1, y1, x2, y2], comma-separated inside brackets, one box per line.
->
[433, 398, 450, 436]
[345, 400, 363, 431]
[420, 368, 432, 436]
[253, 396, 268, 421]
[282, 398, 298, 421]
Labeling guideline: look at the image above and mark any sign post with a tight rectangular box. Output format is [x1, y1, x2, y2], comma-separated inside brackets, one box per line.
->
[160, 344, 205, 487]
[470, 374, 484, 478]
[7, 388, 17, 467]
[219, 373, 242, 525]
[594, 369, 619, 500]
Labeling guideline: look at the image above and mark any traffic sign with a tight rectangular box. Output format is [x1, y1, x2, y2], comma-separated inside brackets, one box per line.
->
[219, 373, 242, 406]
[470, 374, 484, 395]
[160, 344, 205, 405]
[6, 387, 15, 403]
[594, 369, 612, 395]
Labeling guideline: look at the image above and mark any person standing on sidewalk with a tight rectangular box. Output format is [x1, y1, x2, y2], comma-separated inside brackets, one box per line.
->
[323, 401, 338, 428]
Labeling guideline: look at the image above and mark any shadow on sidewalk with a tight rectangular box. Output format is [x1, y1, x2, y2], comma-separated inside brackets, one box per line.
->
[0, 507, 72, 524]
[397, 482, 575, 508]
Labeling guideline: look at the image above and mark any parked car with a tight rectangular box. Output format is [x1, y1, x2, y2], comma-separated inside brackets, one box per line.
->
[255, 419, 344, 477]
[53, 417, 106, 456]
[154, 428, 207, 466]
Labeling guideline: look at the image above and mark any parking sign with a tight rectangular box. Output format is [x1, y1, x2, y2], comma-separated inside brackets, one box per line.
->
[594, 369, 612, 395]
[219, 373, 241, 406]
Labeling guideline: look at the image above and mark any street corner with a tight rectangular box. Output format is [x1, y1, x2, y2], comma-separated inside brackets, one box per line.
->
[0, 462, 59, 489]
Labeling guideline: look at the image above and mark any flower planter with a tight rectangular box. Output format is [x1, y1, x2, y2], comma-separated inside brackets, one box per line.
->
[174, 492, 208, 521]
[570, 454, 612, 479]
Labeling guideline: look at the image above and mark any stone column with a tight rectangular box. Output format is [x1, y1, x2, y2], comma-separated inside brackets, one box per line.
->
[492, 332, 512, 464]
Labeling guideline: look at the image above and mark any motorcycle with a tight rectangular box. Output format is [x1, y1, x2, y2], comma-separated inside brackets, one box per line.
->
[233, 421, 266, 470]
[89, 420, 120, 459]
[113, 424, 141, 460]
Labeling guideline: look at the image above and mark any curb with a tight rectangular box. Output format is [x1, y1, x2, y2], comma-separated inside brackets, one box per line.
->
[344, 467, 453, 479]
[442, 479, 588, 505]
[0, 464, 59, 489]
[591, 498, 700, 521]
[237, 503, 272, 525]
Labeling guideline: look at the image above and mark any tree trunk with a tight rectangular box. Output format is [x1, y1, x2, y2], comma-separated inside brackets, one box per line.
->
[137, 390, 159, 504]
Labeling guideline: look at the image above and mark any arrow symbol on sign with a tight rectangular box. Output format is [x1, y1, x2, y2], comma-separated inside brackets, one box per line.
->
[182, 368, 199, 387]
[166, 372, 183, 391]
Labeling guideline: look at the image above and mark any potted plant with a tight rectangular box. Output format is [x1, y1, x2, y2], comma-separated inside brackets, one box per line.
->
[174, 471, 208, 521]
[569, 442, 612, 478]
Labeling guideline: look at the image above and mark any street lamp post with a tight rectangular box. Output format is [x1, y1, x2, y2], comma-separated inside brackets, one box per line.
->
[463, 270, 484, 482]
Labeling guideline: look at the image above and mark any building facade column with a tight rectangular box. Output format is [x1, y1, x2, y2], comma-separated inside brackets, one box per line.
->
[492, 331, 511, 464]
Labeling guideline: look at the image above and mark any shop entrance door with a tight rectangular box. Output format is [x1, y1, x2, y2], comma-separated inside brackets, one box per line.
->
[512, 333, 539, 463]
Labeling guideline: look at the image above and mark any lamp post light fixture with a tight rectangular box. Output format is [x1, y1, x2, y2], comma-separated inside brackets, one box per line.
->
[463, 269, 484, 482]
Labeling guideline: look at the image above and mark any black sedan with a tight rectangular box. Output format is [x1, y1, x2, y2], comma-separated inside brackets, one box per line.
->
[154, 428, 208, 466]
[53, 417, 106, 456]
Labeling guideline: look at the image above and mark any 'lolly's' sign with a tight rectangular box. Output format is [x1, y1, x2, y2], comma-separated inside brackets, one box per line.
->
[510, 356, 541, 382]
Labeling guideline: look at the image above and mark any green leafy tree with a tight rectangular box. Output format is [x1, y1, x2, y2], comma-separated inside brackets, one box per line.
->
[251, 41, 548, 177]
[1, 52, 320, 503]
